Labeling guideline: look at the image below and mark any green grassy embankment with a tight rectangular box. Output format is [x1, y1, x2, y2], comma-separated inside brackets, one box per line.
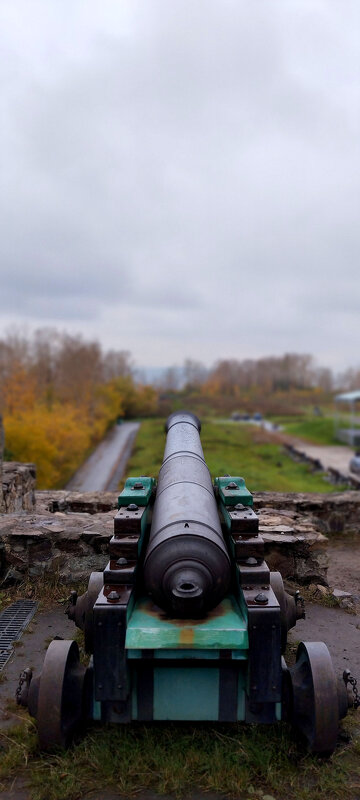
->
[279, 416, 339, 446]
[126, 419, 343, 493]
[275, 414, 360, 447]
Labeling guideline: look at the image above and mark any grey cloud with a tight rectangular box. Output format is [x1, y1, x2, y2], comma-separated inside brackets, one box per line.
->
[0, 0, 359, 369]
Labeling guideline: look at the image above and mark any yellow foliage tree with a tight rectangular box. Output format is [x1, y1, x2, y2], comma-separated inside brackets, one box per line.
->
[3, 367, 36, 415]
[4, 404, 91, 488]
[0, 330, 159, 489]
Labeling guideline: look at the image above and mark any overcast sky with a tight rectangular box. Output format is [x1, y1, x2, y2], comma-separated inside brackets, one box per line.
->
[0, 1, 359, 369]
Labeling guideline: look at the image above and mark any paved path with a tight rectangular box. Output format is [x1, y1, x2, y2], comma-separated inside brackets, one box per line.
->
[289, 439, 355, 478]
[65, 422, 140, 492]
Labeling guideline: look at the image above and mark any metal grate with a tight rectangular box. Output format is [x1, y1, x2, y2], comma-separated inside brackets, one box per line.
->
[0, 649, 13, 670]
[0, 600, 37, 672]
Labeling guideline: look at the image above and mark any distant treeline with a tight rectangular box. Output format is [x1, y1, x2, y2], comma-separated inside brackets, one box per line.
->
[0, 329, 157, 487]
[158, 354, 360, 395]
[1, 329, 359, 487]
[156, 355, 360, 417]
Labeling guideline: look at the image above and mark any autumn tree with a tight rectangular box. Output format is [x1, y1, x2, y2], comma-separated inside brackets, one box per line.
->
[0, 328, 159, 488]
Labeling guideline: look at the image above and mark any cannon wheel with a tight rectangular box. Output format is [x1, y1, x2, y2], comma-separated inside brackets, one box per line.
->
[288, 641, 339, 755]
[36, 640, 86, 750]
[84, 572, 104, 653]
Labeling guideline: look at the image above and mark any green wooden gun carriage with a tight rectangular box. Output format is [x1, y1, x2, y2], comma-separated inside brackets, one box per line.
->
[18, 412, 353, 752]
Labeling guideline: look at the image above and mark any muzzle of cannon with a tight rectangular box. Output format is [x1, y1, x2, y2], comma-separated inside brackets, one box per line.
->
[17, 411, 355, 753]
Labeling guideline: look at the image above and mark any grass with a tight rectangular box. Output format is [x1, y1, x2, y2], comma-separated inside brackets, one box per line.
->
[281, 417, 339, 446]
[0, 711, 360, 800]
[280, 415, 360, 447]
[290, 582, 339, 610]
[0, 577, 87, 614]
[126, 419, 343, 493]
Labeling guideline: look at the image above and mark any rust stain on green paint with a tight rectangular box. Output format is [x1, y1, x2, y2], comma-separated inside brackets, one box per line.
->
[179, 628, 194, 645]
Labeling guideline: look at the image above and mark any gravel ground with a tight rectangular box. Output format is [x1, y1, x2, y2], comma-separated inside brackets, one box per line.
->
[0, 607, 75, 731]
[288, 535, 360, 677]
[288, 602, 360, 676]
[327, 536, 360, 597]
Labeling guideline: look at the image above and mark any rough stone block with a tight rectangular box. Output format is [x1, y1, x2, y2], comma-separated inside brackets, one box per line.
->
[254, 491, 360, 536]
[2, 462, 36, 513]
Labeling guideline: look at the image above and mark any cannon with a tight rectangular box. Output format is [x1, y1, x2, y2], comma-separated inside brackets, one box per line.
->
[17, 411, 355, 752]
[143, 411, 231, 616]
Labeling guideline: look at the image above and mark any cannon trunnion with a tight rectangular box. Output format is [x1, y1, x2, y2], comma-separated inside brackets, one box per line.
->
[18, 412, 352, 752]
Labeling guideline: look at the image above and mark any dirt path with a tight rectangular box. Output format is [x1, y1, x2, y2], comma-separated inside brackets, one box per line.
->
[0, 607, 75, 731]
[65, 422, 140, 491]
[0, 780, 219, 800]
[289, 535, 360, 676]
[327, 536, 360, 597]
[289, 603, 360, 676]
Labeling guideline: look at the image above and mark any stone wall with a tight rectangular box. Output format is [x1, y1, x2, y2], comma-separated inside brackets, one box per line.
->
[0, 493, 117, 585]
[254, 491, 360, 535]
[0, 489, 357, 588]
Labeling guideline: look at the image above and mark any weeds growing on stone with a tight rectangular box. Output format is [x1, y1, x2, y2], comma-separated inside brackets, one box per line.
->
[0, 577, 87, 614]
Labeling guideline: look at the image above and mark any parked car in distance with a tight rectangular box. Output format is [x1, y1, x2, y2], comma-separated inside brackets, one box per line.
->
[230, 412, 250, 421]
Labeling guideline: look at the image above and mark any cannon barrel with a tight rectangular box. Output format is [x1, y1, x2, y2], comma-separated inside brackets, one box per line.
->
[143, 411, 231, 616]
